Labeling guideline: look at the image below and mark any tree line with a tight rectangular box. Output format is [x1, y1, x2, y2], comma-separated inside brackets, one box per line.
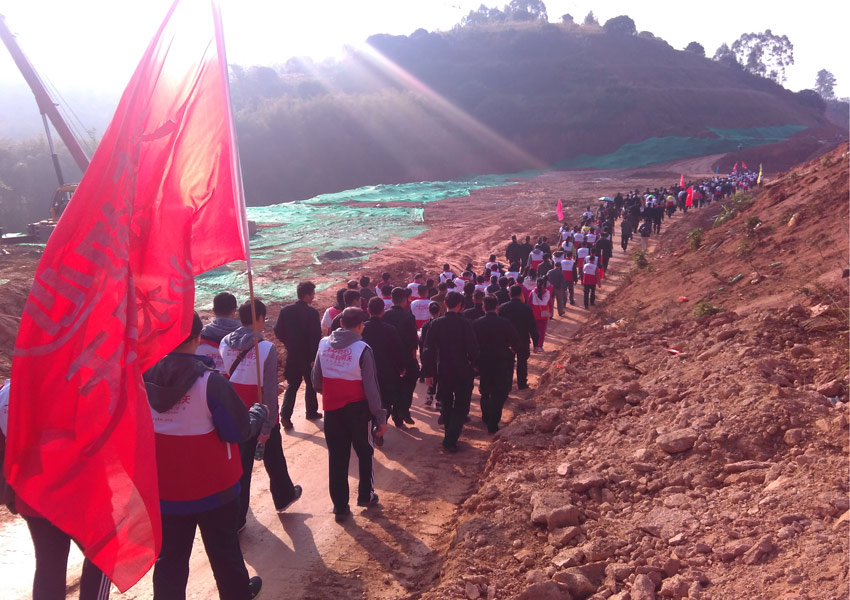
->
[0, 9, 842, 233]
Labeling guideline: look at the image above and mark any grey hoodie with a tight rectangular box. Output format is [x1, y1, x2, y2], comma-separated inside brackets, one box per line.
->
[221, 326, 278, 435]
[312, 328, 387, 424]
[201, 317, 241, 344]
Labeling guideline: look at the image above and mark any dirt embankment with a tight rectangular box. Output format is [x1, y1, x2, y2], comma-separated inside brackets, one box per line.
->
[420, 145, 850, 600]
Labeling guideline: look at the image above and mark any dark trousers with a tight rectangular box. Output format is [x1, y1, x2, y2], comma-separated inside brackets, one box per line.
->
[378, 378, 399, 416]
[437, 375, 474, 447]
[393, 359, 419, 422]
[584, 284, 596, 308]
[238, 424, 295, 527]
[515, 347, 530, 388]
[479, 358, 513, 432]
[154, 500, 251, 600]
[281, 362, 319, 419]
[602, 254, 611, 271]
[553, 286, 566, 315]
[25, 516, 110, 600]
[565, 281, 575, 304]
[324, 400, 374, 511]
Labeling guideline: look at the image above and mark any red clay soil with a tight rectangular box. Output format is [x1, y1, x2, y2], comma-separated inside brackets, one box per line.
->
[0, 148, 847, 599]
[418, 144, 850, 600]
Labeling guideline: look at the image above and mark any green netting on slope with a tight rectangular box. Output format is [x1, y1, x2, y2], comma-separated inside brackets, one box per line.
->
[195, 175, 523, 306]
[555, 125, 807, 170]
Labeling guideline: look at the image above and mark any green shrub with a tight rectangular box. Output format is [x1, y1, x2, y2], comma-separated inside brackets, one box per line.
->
[631, 249, 650, 269]
[687, 227, 704, 250]
[693, 301, 725, 318]
[713, 193, 754, 228]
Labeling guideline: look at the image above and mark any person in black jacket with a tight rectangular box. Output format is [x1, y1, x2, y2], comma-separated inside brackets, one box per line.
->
[422, 292, 480, 452]
[473, 295, 519, 433]
[463, 290, 485, 321]
[275, 281, 323, 429]
[594, 233, 614, 271]
[418, 301, 441, 408]
[518, 236, 533, 271]
[381, 287, 420, 427]
[505, 235, 522, 266]
[498, 285, 539, 390]
[495, 277, 511, 304]
[361, 297, 405, 441]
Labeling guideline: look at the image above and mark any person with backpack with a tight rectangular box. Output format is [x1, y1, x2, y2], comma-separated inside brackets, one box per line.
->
[222, 300, 302, 532]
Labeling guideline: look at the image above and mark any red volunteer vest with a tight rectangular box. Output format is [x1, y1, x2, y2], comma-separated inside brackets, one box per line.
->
[530, 289, 551, 320]
[561, 259, 575, 281]
[410, 298, 431, 329]
[151, 372, 242, 502]
[196, 338, 226, 375]
[220, 339, 278, 423]
[583, 263, 598, 285]
[318, 338, 367, 411]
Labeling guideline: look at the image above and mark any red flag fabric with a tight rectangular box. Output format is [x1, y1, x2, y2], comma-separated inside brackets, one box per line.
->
[732, 161, 738, 173]
[685, 185, 694, 207]
[556, 198, 564, 221]
[742, 161, 748, 170]
[5, 0, 248, 591]
[680, 174, 684, 188]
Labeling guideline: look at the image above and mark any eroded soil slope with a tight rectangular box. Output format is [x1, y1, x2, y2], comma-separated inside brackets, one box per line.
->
[422, 145, 849, 600]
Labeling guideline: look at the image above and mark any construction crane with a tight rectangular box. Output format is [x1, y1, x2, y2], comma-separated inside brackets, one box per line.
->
[0, 13, 91, 242]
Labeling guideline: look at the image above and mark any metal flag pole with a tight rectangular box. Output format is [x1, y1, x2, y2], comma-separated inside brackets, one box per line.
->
[213, 0, 264, 412]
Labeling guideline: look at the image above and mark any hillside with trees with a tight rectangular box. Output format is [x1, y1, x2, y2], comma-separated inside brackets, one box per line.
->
[230, 20, 839, 205]
[1, 13, 844, 230]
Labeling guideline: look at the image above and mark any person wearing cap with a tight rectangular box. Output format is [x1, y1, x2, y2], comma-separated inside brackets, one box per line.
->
[382, 287, 420, 427]
[418, 301, 441, 408]
[422, 291, 480, 452]
[313, 308, 388, 522]
[473, 295, 519, 433]
[361, 297, 405, 442]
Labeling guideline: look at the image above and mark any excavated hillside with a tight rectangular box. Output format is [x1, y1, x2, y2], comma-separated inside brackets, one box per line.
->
[421, 145, 849, 600]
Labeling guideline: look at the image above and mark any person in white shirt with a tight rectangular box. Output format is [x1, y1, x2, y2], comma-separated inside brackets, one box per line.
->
[407, 273, 424, 298]
[438, 264, 455, 284]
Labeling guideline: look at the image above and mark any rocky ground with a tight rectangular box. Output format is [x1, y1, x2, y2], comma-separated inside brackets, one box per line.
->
[417, 145, 849, 600]
[0, 147, 847, 599]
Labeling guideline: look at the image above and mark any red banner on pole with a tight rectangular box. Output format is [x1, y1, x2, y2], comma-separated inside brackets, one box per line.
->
[680, 174, 684, 188]
[5, 0, 248, 590]
[556, 198, 564, 221]
[685, 185, 694, 207]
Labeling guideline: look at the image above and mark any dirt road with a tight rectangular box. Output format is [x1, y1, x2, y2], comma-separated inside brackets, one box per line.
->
[1, 160, 696, 599]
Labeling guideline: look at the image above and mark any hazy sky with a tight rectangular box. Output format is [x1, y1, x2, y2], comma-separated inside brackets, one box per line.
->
[1, 0, 848, 118]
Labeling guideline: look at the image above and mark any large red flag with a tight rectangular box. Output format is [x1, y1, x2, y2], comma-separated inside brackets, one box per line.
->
[680, 174, 684, 188]
[5, 0, 249, 591]
[685, 185, 694, 207]
[742, 161, 748, 170]
[556, 198, 564, 221]
[732, 161, 738, 173]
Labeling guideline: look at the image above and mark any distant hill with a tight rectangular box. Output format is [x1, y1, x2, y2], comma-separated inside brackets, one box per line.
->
[232, 22, 842, 205]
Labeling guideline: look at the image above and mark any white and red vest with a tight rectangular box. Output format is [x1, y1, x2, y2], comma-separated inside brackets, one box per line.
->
[382, 295, 394, 311]
[529, 289, 552, 320]
[151, 372, 242, 502]
[439, 271, 455, 284]
[317, 338, 367, 411]
[196, 338, 226, 375]
[573, 232, 584, 245]
[586, 233, 597, 244]
[506, 270, 520, 281]
[410, 298, 431, 329]
[583, 262, 598, 285]
[529, 250, 544, 271]
[220, 339, 275, 416]
[407, 281, 422, 298]
[561, 259, 575, 282]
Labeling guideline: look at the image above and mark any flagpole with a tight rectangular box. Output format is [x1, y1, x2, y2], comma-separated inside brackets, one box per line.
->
[212, 0, 263, 410]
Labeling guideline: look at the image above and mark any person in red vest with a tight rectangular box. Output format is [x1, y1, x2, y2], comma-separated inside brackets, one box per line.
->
[221, 300, 302, 532]
[145, 312, 268, 599]
[583, 255, 599, 309]
[313, 307, 388, 522]
[529, 278, 552, 352]
[196, 292, 241, 376]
